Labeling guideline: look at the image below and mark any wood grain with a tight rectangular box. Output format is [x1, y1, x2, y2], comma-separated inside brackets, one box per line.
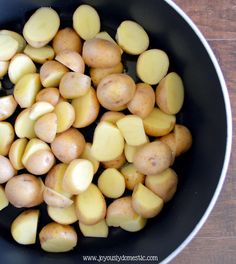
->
[172, 1, 236, 263]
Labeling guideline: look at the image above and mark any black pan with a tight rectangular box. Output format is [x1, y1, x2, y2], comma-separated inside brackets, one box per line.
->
[0, 0, 232, 263]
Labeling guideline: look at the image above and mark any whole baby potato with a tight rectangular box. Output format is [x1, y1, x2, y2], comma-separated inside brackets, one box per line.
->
[0, 155, 17, 184]
[174, 124, 193, 156]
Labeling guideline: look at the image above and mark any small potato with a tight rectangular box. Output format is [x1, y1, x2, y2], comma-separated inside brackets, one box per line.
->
[120, 163, 145, 191]
[156, 72, 184, 115]
[159, 132, 176, 163]
[14, 73, 41, 108]
[51, 128, 86, 164]
[63, 159, 94, 195]
[98, 168, 125, 198]
[0, 95, 17, 121]
[137, 49, 169, 85]
[8, 53, 36, 84]
[143, 108, 176, 137]
[100, 111, 125, 124]
[97, 73, 136, 111]
[91, 121, 124, 162]
[36, 87, 60, 106]
[96, 31, 123, 54]
[72, 87, 100, 128]
[120, 214, 147, 232]
[59, 72, 91, 99]
[124, 140, 149, 163]
[0, 185, 9, 211]
[29, 101, 54, 120]
[0, 30, 26, 53]
[24, 45, 55, 64]
[34, 113, 57, 143]
[145, 168, 178, 202]
[55, 50, 85, 73]
[43, 187, 73, 208]
[0, 60, 9, 77]
[82, 38, 121, 68]
[81, 143, 100, 174]
[25, 149, 55, 175]
[73, 5, 100, 40]
[0, 155, 17, 184]
[39, 222, 77, 253]
[79, 219, 108, 238]
[0, 122, 15, 156]
[9, 138, 28, 170]
[23, 7, 60, 48]
[117, 115, 148, 146]
[116, 20, 149, 55]
[102, 152, 126, 169]
[133, 141, 172, 175]
[90, 62, 124, 87]
[11, 209, 39, 245]
[5, 174, 44, 208]
[174, 124, 192, 156]
[48, 203, 77, 225]
[40, 60, 69, 88]
[0, 35, 18, 61]
[128, 83, 155, 118]
[132, 183, 163, 218]
[75, 183, 106, 225]
[54, 101, 75, 133]
[53, 28, 82, 54]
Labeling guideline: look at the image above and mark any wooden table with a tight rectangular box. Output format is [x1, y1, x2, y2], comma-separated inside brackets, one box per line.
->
[172, 1, 236, 263]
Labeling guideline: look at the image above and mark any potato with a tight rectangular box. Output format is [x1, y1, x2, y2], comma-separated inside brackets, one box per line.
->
[9, 138, 28, 170]
[0, 155, 17, 184]
[73, 5, 100, 40]
[40, 60, 69, 88]
[132, 183, 163, 218]
[91, 121, 124, 162]
[0, 35, 18, 61]
[51, 128, 85, 164]
[0, 122, 14, 156]
[116, 20, 149, 55]
[63, 159, 94, 195]
[39, 222, 77, 253]
[55, 50, 85, 73]
[36, 87, 60, 106]
[137, 49, 169, 85]
[82, 38, 121, 68]
[97, 73, 136, 111]
[159, 132, 176, 163]
[175, 124, 192, 156]
[124, 140, 149, 163]
[23, 7, 60, 48]
[5, 174, 44, 208]
[53, 28, 82, 54]
[11, 210, 39, 245]
[120, 214, 147, 232]
[81, 143, 100, 174]
[145, 168, 178, 202]
[143, 108, 176, 137]
[102, 152, 126, 169]
[43, 187, 73, 208]
[90, 62, 124, 87]
[100, 111, 125, 124]
[34, 113, 57, 143]
[29, 101, 54, 120]
[128, 83, 155, 118]
[8, 53, 36, 84]
[24, 45, 55, 64]
[98, 168, 125, 198]
[0, 185, 9, 211]
[120, 163, 145, 191]
[0, 60, 9, 77]
[133, 141, 172, 175]
[0, 30, 26, 53]
[72, 87, 100, 128]
[0, 95, 17, 121]
[25, 149, 55, 175]
[48, 203, 77, 225]
[116, 115, 148, 146]
[79, 219, 108, 238]
[75, 184, 106, 225]
[96, 31, 123, 54]
[54, 101, 75, 133]
[59, 72, 91, 99]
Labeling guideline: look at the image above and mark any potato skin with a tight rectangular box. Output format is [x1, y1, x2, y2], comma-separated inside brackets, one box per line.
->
[175, 124, 192, 156]
[102, 152, 126, 169]
[36, 87, 60, 106]
[0, 155, 17, 184]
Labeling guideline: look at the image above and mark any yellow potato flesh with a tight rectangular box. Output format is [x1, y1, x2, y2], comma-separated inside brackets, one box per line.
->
[80, 143, 100, 174]
[9, 138, 28, 170]
[0, 95, 17, 121]
[0, 185, 9, 211]
[29, 101, 54, 120]
[79, 219, 108, 238]
[0, 60, 9, 77]
[24, 45, 55, 64]
[0, 35, 18, 61]
[124, 143, 145, 163]
[43, 187, 73, 208]
[0, 122, 14, 156]
[120, 214, 147, 232]
[0, 30, 26, 53]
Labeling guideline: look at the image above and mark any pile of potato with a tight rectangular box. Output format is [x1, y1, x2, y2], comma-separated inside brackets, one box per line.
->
[0, 5, 192, 253]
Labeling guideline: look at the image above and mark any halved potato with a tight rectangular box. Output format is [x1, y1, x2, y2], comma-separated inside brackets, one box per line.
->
[36, 87, 60, 106]
[9, 138, 28, 170]
[11, 209, 39, 245]
[0, 155, 16, 184]
[96, 31, 123, 53]
[24, 45, 55, 64]
[0, 60, 9, 77]
[43, 187, 73, 208]
[29, 101, 54, 120]
[100, 111, 125, 124]
[79, 219, 108, 238]
[0, 35, 18, 61]
[0, 95, 17, 121]
[23, 7, 60, 48]
[81, 143, 100, 174]
[0, 185, 9, 211]
[120, 214, 147, 232]
[124, 140, 149, 163]
[174, 124, 193, 156]
[0, 121, 15, 156]
[0, 30, 26, 53]
[91, 121, 124, 162]
[75, 183, 106, 225]
[39, 222, 77, 253]
[102, 152, 126, 169]
[72, 87, 100, 128]
[48, 203, 77, 225]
